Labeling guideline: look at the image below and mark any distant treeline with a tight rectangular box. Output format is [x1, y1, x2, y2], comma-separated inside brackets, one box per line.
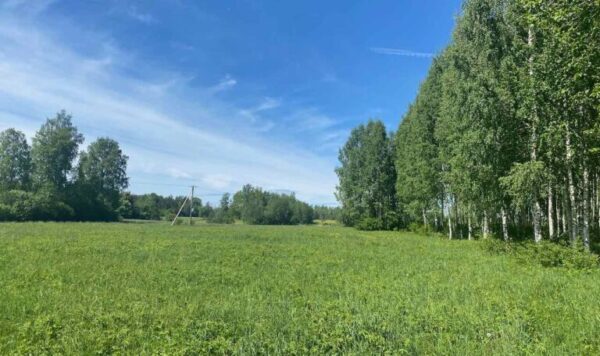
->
[0, 111, 128, 221]
[123, 185, 339, 225]
[119, 193, 206, 221]
[0, 111, 339, 225]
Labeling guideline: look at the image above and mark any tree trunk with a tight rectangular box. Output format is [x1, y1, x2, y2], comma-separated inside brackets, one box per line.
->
[422, 208, 428, 227]
[468, 214, 473, 241]
[528, 25, 542, 244]
[566, 123, 578, 244]
[448, 214, 453, 240]
[596, 175, 600, 230]
[556, 194, 561, 236]
[482, 211, 489, 239]
[548, 185, 554, 239]
[583, 166, 590, 250]
[562, 195, 568, 236]
[440, 191, 445, 230]
[591, 176, 596, 227]
[533, 202, 542, 243]
[501, 206, 509, 241]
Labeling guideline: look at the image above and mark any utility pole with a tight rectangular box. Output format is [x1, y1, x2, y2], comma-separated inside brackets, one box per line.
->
[189, 185, 195, 225]
[172, 192, 190, 226]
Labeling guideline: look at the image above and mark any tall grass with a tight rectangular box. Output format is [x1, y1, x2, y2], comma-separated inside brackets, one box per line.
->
[0, 222, 599, 354]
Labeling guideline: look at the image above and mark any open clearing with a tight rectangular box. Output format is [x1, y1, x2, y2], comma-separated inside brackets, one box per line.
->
[1, 223, 599, 354]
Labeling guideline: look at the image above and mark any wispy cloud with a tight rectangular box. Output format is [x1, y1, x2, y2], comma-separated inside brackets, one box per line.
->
[0, 15, 337, 204]
[2, 0, 56, 16]
[370, 47, 435, 58]
[239, 97, 281, 131]
[126, 6, 155, 24]
[208, 74, 237, 94]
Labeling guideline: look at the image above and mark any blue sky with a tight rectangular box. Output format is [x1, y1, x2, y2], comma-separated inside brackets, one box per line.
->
[0, 0, 461, 204]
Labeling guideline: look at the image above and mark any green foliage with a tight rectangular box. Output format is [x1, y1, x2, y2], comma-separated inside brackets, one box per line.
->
[407, 223, 433, 236]
[0, 128, 31, 191]
[0, 189, 75, 221]
[355, 217, 384, 231]
[31, 110, 83, 192]
[499, 161, 546, 211]
[483, 239, 599, 270]
[1, 222, 600, 353]
[231, 184, 314, 225]
[0, 112, 130, 222]
[313, 205, 341, 221]
[122, 193, 203, 221]
[207, 193, 235, 224]
[364, 0, 600, 247]
[336, 120, 398, 229]
[76, 138, 129, 215]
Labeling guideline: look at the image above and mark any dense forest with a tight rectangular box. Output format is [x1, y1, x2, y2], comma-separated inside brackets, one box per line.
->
[337, 0, 599, 250]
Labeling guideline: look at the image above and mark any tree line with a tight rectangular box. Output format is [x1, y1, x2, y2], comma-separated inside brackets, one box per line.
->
[0, 120, 324, 225]
[121, 185, 319, 225]
[0, 111, 128, 221]
[337, 0, 599, 251]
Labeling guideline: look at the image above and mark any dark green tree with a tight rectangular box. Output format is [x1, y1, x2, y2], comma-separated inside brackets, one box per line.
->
[336, 120, 397, 229]
[31, 110, 83, 193]
[0, 128, 31, 191]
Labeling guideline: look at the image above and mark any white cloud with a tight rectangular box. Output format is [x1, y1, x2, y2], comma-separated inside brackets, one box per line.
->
[0, 15, 338, 204]
[167, 168, 192, 179]
[370, 47, 435, 58]
[208, 75, 237, 94]
[202, 174, 232, 190]
[239, 97, 281, 132]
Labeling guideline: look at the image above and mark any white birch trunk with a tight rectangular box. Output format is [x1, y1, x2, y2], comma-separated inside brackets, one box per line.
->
[556, 196, 561, 236]
[448, 215, 453, 240]
[422, 208, 428, 228]
[583, 166, 590, 250]
[566, 123, 578, 243]
[468, 214, 473, 241]
[482, 211, 489, 239]
[548, 185, 554, 239]
[562, 196, 568, 235]
[501, 206, 509, 241]
[528, 25, 542, 244]
[533, 202, 542, 243]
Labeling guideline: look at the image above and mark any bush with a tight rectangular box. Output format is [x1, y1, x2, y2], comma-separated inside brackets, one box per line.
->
[482, 239, 599, 270]
[0, 203, 13, 221]
[355, 217, 384, 231]
[408, 223, 433, 236]
[207, 209, 234, 224]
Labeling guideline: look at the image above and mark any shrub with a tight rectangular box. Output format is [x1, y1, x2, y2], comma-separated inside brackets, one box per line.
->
[482, 239, 599, 270]
[355, 217, 384, 231]
[516, 241, 598, 270]
[408, 222, 433, 236]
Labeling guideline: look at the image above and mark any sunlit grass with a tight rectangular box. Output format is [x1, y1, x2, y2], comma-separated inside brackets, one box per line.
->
[0, 222, 599, 354]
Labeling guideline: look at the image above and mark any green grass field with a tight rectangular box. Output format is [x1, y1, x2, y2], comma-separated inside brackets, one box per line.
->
[1, 223, 599, 354]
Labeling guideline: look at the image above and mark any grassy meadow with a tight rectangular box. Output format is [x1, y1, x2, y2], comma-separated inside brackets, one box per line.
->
[1, 222, 599, 354]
